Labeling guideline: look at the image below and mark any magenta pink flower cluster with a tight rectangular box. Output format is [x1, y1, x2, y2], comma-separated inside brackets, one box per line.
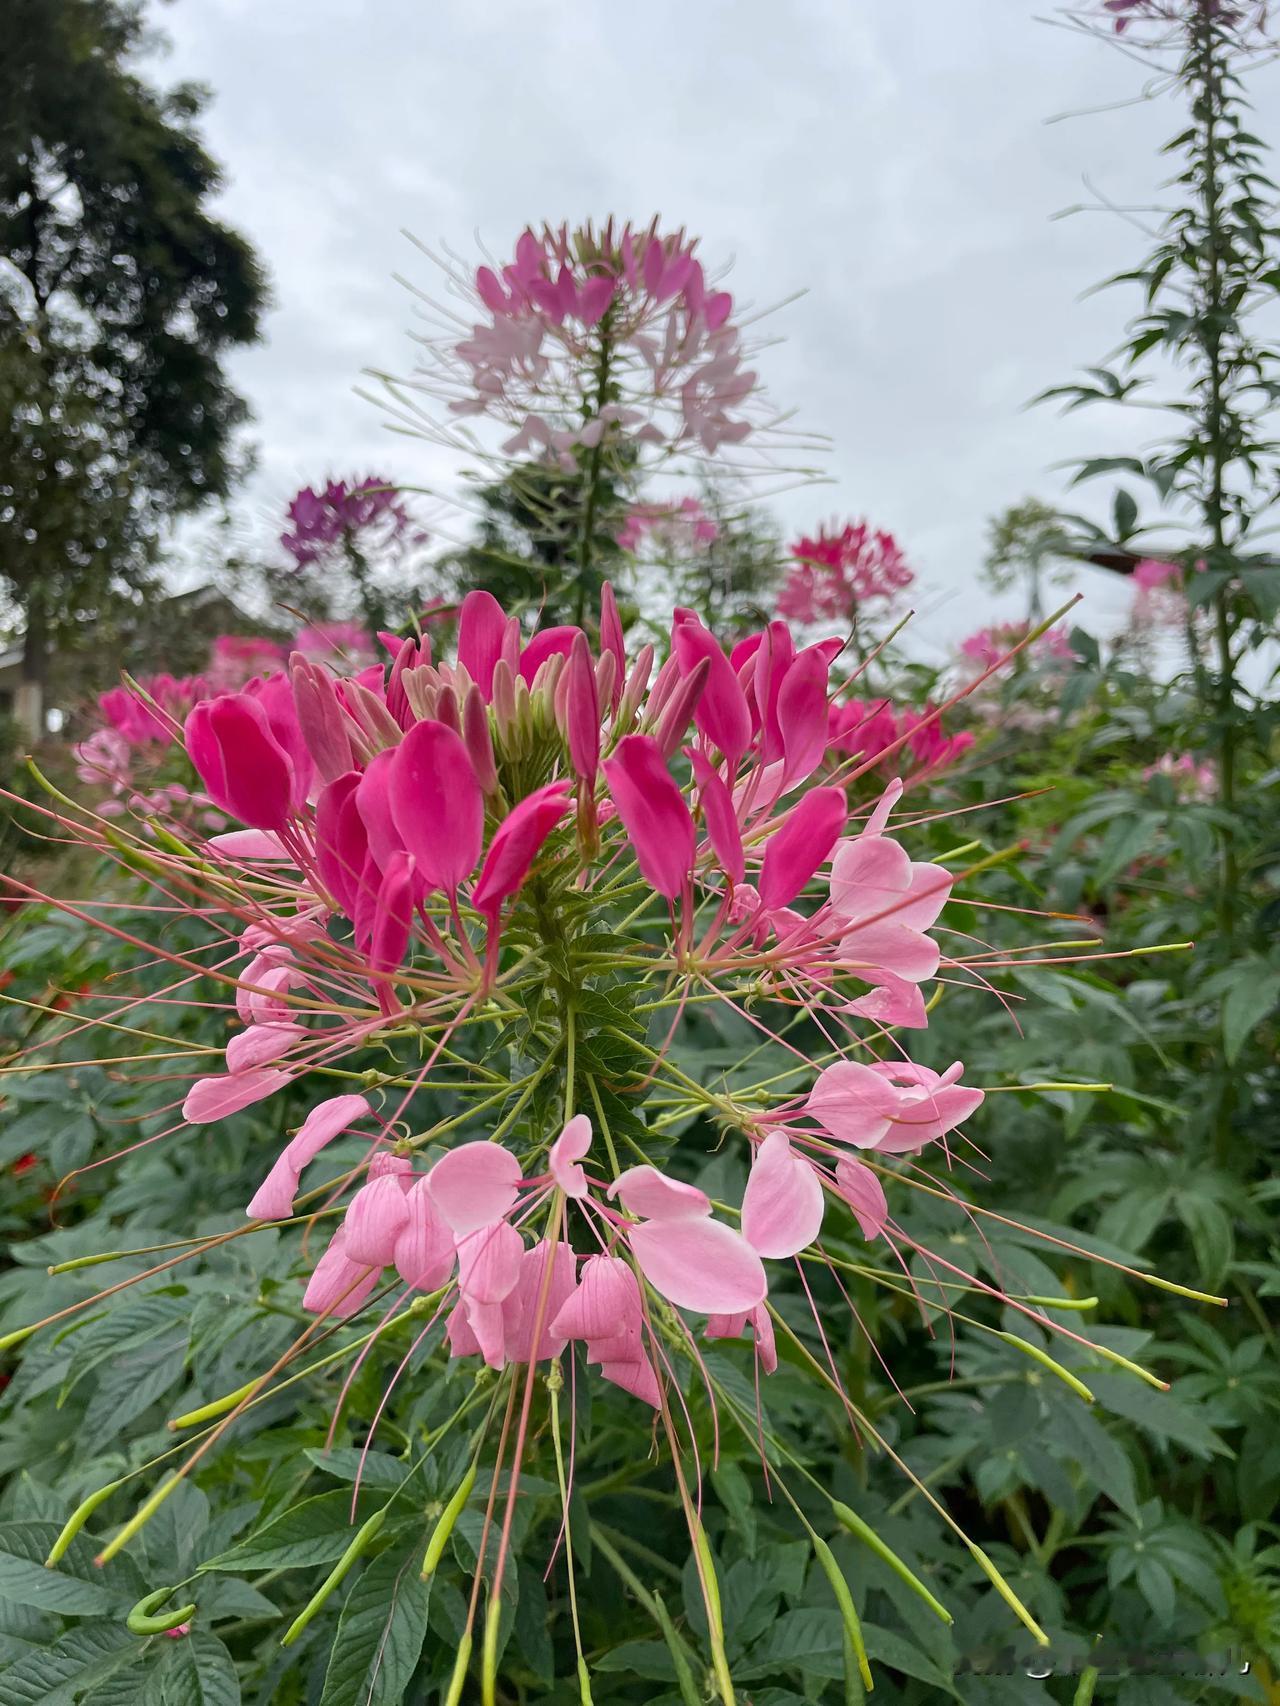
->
[410, 220, 768, 473]
[98, 673, 213, 747]
[72, 729, 204, 822]
[1143, 750, 1217, 798]
[616, 496, 720, 555]
[1101, 0, 1268, 35]
[776, 520, 915, 625]
[168, 589, 991, 1407]
[1130, 555, 1208, 628]
[828, 698, 975, 779]
[960, 621, 1077, 672]
[207, 635, 290, 691]
[281, 477, 421, 569]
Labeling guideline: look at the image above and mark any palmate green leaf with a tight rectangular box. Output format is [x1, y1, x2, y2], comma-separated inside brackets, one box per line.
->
[200, 1490, 380, 1573]
[1087, 1373, 1229, 1460]
[736, 1608, 846, 1680]
[1042, 1398, 1139, 1521]
[0, 1622, 137, 1706]
[318, 1541, 430, 1706]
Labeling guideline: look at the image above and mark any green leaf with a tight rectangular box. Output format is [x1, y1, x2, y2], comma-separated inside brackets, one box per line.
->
[1222, 962, 1280, 1063]
[0, 1523, 123, 1616]
[594, 1641, 679, 1681]
[1112, 487, 1138, 539]
[318, 1541, 430, 1706]
[738, 1609, 845, 1680]
[0, 1622, 137, 1706]
[157, 1633, 241, 1706]
[200, 1491, 378, 1573]
[862, 1623, 956, 1692]
[1088, 1374, 1229, 1460]
[302, 1449, 412, 1493]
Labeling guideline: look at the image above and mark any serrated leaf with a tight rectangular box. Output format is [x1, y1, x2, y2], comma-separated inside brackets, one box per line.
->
[738, 1608, 845, 1680]
[1089, 1373, 1229, 1460]
[318, 1542, 430, 1706]
[0, 1523, 123, 1616]
[0, 1622, 137, 1706]
[157, 1633, 240, 1706]
[302, 1448, 410, 1492]
[200, 1491, 378, 1573]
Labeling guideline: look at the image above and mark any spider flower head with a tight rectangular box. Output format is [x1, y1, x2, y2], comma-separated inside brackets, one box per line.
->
[169, 587, 998, 1424]
[777, 518, 915, 625]
[386, 218, 814, 489]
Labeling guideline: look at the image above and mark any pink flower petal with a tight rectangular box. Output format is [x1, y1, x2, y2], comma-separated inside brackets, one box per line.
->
[610, 1165, 710, 1222]
[673, 618, 751, 769]
[225, 1022, 305, 1073]
[472, 782, 573, 918]
[689, 750, 744, 884]
[206, 829, 291, 862]
[805, 1061, 896, 1148]
[741, 1132, 825, 1258]
[602, 735, 696, 901]
[456, 1220, 525, 1304]
[246, 1152, 300, 1221]
[457, 589, 508, 698]
[845, 980, 928, 1030]
[390, 720, 483, 895]
[286, 1093, 372, 1168]
[549, 1113, 592, 1198]
[342, 1175, 411, 1267]
[758, 787, 846, 912]
[551, 1254, 641, 1341]
[428, 1142, 522, 1236]
[705, 1302, 777, 1373]
[183, 1067, 291, 1124]
[834, 1157, 889, 1240]
[503, 1240, 578, 1362]
[629, 1218, 766, 1315]
[599, 1357, 661, 1407]
[302, 1229, 380, 1318]
[393, 1178, 457, 1291]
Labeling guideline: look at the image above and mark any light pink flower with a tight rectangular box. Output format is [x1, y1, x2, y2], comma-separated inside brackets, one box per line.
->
[807, 1059, 984, 1153]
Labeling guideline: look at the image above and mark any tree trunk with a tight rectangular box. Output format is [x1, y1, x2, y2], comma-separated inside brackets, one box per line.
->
[17, 587, 48, 743]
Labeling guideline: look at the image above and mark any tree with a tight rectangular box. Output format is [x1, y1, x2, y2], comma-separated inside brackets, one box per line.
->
[0, 0, 267, 733]
[437, 458, 632, 629]
[982, 498, 1071, 621]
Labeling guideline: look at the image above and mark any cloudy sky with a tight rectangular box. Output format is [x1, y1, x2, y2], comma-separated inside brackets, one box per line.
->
[152, 1, 1280, 653]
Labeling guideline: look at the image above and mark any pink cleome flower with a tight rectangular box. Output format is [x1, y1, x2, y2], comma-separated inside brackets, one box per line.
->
[959, 622, 1077, 672]
[163, 591, 1011, 1411]
[777, 519, 914, 625]
[617, 496, 720, 555]
[408, 220, 768, 472]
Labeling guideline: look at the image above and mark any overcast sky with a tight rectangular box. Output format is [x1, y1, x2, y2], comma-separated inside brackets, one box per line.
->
[152, 0, 1280, 653]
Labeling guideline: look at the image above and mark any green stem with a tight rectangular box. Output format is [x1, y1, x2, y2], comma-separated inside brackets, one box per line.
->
[573, 315, 615, 626]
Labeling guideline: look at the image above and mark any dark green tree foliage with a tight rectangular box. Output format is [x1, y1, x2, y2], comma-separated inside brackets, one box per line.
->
[664, 477, 782, 636]
[438, 457, 632, 628]
[0, 0, 266, 701]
